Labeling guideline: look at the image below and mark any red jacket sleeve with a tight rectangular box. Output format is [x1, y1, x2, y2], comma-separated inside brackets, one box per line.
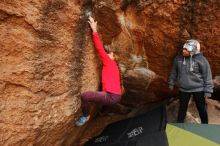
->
[92, 32, 111, 65]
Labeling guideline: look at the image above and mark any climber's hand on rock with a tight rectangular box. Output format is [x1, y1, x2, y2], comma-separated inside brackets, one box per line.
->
[88, 16, 97, 32]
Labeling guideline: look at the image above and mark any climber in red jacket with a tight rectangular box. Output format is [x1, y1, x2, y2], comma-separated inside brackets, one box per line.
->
[75, 16, 122, 126]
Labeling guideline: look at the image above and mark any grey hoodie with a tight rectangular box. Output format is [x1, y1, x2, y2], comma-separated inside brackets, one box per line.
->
[168, 41, 214, 97]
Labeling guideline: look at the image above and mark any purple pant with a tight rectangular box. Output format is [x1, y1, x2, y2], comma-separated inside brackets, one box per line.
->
[81, 91, 121, 116]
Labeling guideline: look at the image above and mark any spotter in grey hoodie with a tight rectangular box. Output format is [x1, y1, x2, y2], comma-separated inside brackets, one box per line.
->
[168, 39, 214, 97]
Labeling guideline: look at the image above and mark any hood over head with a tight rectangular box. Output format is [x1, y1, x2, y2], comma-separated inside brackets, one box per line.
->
[182, 39, 201, 71]
[183, 39, 200, 55]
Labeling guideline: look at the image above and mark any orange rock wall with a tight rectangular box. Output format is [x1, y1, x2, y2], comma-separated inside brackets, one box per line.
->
[0, 0, 220, 145]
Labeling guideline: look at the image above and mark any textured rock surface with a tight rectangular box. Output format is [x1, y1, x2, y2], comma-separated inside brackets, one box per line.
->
[0, 0, 99, 145]
[0, 0, 220, 145]
[213, 76, 220, 100]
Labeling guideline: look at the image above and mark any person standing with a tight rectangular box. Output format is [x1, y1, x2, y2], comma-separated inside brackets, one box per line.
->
[168, 39, 214, 123]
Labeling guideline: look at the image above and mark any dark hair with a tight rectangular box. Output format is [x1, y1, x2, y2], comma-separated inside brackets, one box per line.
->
[104, 45, 114, 54]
